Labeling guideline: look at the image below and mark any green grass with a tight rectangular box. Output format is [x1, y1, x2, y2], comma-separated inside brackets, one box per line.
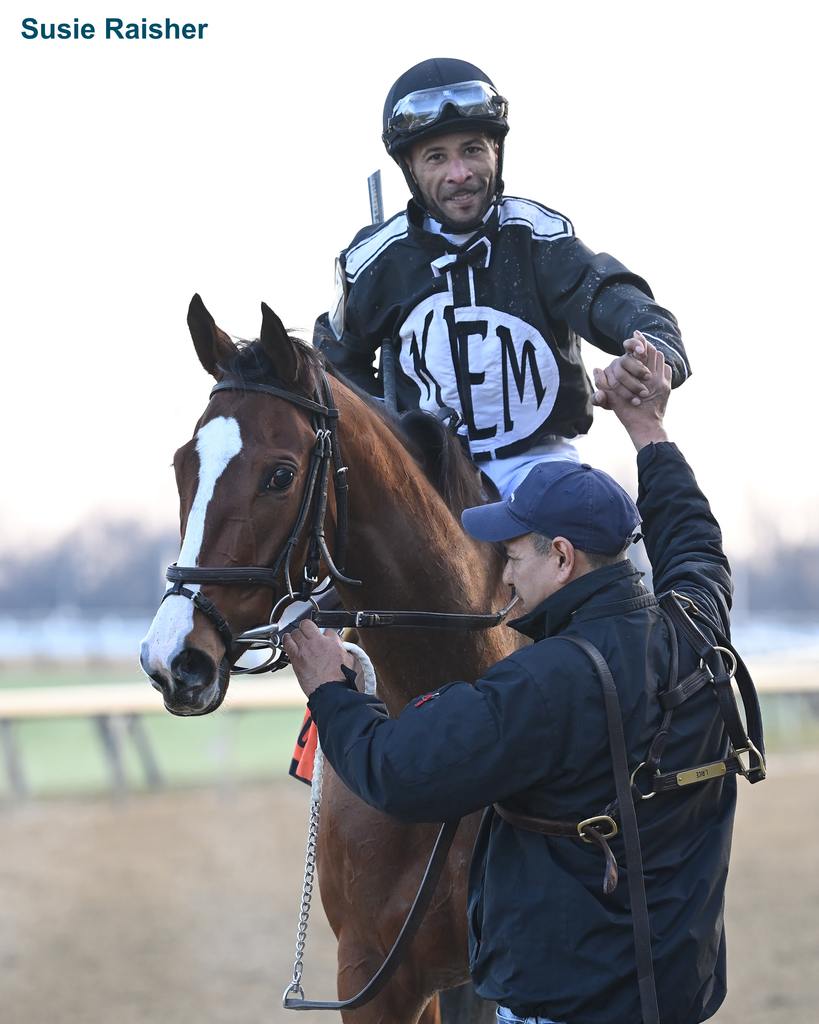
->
[2, 665, 817, 797]
[1, 663, 307, 797]
[758, 692, 819, 753]
[0, 661, 146, 688]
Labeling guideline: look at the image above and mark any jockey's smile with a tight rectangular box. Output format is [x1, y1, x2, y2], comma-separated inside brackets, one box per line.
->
[406, 130, 498, 230]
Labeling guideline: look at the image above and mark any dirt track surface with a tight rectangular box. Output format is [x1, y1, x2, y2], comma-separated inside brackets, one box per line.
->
[2, 754, 817, 1024]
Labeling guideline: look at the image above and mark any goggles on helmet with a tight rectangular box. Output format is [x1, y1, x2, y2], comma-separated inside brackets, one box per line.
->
[386, 80, 508, 137]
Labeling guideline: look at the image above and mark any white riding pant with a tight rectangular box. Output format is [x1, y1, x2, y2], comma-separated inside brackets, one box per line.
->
[478, 437, 580, 499]
[496, 1006, 564, 1024]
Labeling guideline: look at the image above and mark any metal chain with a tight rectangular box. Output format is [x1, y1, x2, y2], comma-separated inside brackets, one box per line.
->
[282, 742, 324, 1005]
[281, 641, 377, 1006]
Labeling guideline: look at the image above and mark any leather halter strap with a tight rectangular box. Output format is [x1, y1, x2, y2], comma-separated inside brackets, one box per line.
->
[659, 591, 766, 784]
[210, 379, 339, 419]
[164, 369, 357, 660]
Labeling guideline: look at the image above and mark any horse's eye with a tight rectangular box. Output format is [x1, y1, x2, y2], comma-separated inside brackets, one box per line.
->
[267, 466, 295, 490]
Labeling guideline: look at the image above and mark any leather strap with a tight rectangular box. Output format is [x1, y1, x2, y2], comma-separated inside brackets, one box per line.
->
[491, 804, 578, 838]
[659, 593, 765, 783]
[161, 582, 235, 657]
[241, 599, 522, 648]
[492, 803, 619, 895]
[282, 819, 459, 1011]
[647, 753, 748, 794]
[310, 607, 519, 631]
[211, 379, 338, 419]
[657, 666, 711, 710]
[167, 564, 283, 588]
[561, 636, 661, 1024]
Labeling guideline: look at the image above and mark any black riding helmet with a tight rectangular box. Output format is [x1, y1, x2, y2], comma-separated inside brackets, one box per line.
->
[382, 58, 510, 219]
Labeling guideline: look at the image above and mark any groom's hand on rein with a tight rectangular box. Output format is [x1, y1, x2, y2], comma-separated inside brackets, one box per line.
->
[283, 619, 358, 698]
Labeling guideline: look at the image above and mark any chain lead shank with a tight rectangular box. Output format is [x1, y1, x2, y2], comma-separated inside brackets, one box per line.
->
[283, 743, 324, 1006]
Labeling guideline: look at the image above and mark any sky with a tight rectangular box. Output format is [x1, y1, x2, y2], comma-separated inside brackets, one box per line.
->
[2, 1, 816, 561]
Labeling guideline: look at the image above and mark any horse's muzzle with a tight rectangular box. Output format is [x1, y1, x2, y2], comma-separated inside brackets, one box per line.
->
[141, 645, 229, 716]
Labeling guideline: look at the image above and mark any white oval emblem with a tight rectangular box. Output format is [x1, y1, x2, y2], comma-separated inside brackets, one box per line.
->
[398, 294, 559, 455]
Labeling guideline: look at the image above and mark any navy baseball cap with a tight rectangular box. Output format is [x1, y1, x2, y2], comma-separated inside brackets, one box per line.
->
[462, 461, 640, 555]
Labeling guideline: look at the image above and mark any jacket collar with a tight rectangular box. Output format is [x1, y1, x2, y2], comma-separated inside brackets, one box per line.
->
[509, 559, 645, 641]
[407, 198, 500, 257]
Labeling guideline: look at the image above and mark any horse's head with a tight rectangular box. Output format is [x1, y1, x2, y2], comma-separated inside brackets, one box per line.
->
[140, 295, 335, 715]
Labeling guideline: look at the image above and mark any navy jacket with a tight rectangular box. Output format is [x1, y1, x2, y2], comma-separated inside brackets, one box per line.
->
[316, 198, 690, 459]
[308, 442, 734, 1023]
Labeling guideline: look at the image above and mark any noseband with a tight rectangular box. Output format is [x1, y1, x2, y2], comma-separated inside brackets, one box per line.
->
[163, 369, 360, 670]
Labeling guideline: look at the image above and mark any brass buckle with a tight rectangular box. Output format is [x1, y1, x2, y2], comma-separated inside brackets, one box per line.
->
[734, 741, 767, 780]
[630, 761, 657, 801]
[577, 815, 618, 842]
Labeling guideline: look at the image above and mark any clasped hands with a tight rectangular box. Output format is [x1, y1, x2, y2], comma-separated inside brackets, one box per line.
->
[592, 332, 672, 447]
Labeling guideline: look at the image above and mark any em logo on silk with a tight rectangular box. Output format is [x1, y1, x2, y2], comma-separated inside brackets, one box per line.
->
[398, 293, 559, 457]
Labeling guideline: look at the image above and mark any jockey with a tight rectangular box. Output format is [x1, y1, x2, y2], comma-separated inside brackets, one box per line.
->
[315, 57, 690, 497]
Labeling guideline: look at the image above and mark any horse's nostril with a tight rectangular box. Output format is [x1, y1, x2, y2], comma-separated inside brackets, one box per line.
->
[170, 647, 217, 690]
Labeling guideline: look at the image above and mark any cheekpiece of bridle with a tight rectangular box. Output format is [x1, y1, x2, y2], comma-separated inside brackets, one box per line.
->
[163, 369, 360, 673]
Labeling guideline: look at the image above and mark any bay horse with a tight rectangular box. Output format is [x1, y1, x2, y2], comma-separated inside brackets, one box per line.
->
[140, 295, 521, 1023]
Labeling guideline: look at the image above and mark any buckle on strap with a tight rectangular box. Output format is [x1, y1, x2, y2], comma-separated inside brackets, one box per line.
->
[630, 761, 657, 801]
[700, 644, 738, 678]
[577, 815, 618, 842]
[734, 740, 767, 781]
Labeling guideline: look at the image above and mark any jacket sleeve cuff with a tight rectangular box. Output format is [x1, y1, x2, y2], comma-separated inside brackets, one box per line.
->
[306, 664, 358, 708]
[636, 439, 682, 470]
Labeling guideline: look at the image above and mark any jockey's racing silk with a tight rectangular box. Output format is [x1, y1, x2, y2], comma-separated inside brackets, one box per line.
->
[316, 197, 689, 460]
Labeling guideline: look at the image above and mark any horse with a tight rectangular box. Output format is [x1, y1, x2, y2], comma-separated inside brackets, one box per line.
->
[140, 295, 522, 1023]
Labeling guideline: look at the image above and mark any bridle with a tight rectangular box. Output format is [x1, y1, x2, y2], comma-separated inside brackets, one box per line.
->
[163, 369, 360, 672]
[162, 368, 519, 673]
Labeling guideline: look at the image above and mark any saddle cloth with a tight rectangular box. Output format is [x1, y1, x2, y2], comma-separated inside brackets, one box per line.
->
[289, 710, 318, 784]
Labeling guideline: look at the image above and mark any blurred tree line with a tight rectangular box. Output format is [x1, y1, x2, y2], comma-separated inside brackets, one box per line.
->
[737, 544, 819, 614]
[0, 519, 177, 616]
[0, 517, 817, 616]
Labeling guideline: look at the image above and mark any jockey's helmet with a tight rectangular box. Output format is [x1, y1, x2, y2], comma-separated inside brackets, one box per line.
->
[382, 58, 510, 203]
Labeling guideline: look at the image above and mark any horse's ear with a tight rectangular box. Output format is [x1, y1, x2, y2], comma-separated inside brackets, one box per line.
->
[259, 302, 300, 383]
[187, 294, 237, 378]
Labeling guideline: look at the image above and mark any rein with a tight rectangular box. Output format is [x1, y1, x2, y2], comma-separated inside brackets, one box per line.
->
[283, 819, 460, 1011]
[163, 370, 519, 672]
[283, 640, 462, 1013]
[238, 595, 521, 644]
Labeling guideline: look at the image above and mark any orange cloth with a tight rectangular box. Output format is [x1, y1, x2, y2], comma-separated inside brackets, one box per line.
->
[289, 708, 318, 785]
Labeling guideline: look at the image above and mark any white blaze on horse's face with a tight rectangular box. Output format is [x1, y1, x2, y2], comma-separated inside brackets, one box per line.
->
[140, 416, 242, 688]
